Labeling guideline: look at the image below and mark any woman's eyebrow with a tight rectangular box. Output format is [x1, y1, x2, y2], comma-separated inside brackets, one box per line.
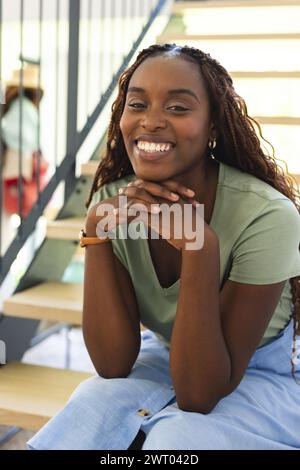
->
[127, 87, 200, 103]
[167, 88, 200, 103]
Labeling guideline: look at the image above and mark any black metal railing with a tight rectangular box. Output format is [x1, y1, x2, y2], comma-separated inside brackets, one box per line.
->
[0, 0, 169, 284]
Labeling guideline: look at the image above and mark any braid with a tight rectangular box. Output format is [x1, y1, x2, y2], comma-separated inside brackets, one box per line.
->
[86, 44, 300, 376]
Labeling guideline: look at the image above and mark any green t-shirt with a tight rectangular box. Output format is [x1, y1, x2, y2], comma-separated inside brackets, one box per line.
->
[90, 161, 300, 347]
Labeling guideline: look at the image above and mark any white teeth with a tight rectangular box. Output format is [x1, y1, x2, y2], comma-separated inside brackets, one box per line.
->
[136, 141, 172, 153]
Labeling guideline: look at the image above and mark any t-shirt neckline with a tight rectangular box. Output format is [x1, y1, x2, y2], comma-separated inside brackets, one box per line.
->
[141, 161, 224, 295]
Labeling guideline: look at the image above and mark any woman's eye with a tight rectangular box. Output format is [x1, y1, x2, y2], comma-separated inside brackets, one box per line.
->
[167, 105, 189, 112]
[128, 103, 145, 110]
[127, 103, 189, 112]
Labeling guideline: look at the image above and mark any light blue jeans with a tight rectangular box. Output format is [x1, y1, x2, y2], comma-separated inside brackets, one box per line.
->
[28, 320, 300, 450]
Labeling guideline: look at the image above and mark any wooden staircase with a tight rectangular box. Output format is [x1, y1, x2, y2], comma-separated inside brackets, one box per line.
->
[0, 363, 91, 431]
[1, 0, 300, 444]
[3, 282, 83, 325]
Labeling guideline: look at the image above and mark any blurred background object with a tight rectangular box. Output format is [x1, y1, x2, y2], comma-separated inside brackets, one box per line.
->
[1, 62, 48, 218]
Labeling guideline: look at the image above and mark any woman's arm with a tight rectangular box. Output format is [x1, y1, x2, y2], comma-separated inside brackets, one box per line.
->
[82, 179, 193, 379]
[82, 207, 141, 379]
[170, 228, 286, 413]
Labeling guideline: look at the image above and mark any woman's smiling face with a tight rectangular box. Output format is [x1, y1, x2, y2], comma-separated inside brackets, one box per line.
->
[120, 54, 214, 182]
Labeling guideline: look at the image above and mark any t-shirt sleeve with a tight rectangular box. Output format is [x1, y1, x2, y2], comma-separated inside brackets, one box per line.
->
[89, 184, 108, 208]
[88, 181, 129, 270]
[228, 198, 300, 284]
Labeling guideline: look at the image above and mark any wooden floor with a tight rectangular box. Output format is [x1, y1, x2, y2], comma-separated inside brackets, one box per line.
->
[0, 425, 34, 450]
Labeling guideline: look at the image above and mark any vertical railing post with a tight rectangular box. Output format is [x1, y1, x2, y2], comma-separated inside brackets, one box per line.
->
[0, 0, 3, 262]
[65, 0, 80, 202]
[36, 0, 43, 203]
[18, 0, 24, 222]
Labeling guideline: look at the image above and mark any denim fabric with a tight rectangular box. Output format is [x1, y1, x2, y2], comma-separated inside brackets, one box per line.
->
[28, 321, 300, 450]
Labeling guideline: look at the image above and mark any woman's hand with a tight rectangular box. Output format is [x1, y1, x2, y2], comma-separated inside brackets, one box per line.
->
[85, 194, 127, 238]
[85, 187, 167, 239]
[103, 178, 204, 251]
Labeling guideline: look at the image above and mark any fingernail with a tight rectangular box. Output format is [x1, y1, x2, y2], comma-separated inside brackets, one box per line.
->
[170, 192, 179, 200]
[185, 189, 195, 197]
[151, 205, 161, 213]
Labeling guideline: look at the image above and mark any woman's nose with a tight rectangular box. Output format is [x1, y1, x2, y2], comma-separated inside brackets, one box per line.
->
[140, 109, 167, 131]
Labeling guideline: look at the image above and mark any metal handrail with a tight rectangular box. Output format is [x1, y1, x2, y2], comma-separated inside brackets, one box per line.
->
[0, 0, 168, 284]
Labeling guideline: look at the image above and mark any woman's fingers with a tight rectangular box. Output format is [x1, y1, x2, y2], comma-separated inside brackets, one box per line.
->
[98, 199, 161, 234]
[130, 178, 195, 200]
[119, 183, 180, 202]
[118, 183, 200, 212]
[118, 185, 164, 204]
[116, 200, 161, 216]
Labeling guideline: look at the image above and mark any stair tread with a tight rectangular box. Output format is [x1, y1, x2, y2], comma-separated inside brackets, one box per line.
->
[48, 217, 84, 227]
[47, 217, 84, 241]
[291, 174, 300, 184]
[80, 161, 99, 176]
[3, 282, 83, 325]
[0, 362, 91, 430]
[253, 116, 300, 125]
[174, 0, 300, 11]
[230, 71, 300, 78]
[158, 33, 300, 42]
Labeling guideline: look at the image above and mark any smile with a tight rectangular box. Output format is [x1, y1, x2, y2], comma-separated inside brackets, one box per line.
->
[136, 140, 173, 153]
[134, 140, 175, 162]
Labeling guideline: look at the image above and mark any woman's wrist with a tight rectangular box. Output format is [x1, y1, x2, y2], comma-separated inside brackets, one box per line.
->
[85, 215, 98, 237]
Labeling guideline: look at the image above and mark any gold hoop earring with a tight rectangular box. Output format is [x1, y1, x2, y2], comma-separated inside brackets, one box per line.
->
[208, 138, 217, 159]
[110, 138, 116, 150]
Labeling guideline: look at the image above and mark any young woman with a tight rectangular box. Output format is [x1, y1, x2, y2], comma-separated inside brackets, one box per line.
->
[28, 44, 300, 450]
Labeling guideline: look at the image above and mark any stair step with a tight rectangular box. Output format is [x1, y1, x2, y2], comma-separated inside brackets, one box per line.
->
[157, 33, 300, 43]
[0, 362, 91, 430]
[174, 0, 300, 11]
[47, 217, 84, 241]
[254, 116, 300, 126]
[80, 161, 99, 176]
[291, 174, 300, 185]
[3, 282, 82, 325]
[230, 71, 300, 79]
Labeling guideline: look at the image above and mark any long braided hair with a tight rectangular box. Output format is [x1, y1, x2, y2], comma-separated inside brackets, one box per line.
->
[86, 44, 300, 374]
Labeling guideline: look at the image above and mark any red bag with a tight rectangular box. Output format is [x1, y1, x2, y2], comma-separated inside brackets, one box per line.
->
[3, 151, 49, 217]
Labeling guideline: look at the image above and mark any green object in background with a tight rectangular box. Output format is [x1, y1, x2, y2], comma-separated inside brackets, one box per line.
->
[62, 259, 84, 284]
